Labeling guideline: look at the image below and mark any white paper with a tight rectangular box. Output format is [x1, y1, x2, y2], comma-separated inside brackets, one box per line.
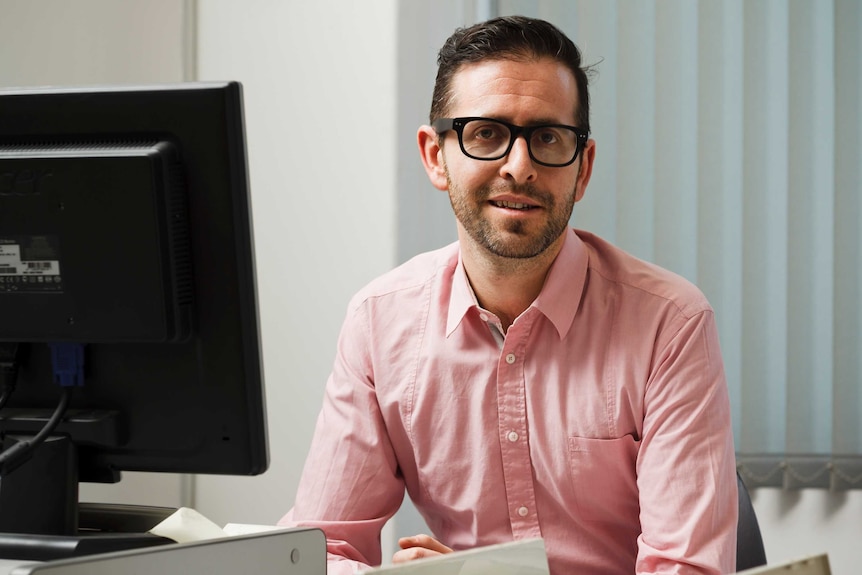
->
[148, 507, 283, 543]
[359, 538, 549, 575]
[148, 507, 228, 543]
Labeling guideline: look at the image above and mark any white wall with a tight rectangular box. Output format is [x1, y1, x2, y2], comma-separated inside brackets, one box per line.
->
[1, 2, 861, 574]
[752, 487, 862, 572]
[0, 0, 188, 87]
[192, 0, 399, 526]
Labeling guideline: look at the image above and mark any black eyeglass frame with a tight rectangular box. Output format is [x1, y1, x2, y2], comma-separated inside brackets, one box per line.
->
[432, 116, 589, 168]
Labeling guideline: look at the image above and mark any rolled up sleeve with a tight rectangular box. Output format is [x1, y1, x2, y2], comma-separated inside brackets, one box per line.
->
[279, 300, 405, 572]
[636, 310, 738, 574]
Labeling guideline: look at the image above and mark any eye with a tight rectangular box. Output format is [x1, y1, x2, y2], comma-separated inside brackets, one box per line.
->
[476, 128, 497, 139]
[533, 128, 560, 145]
[468, 122, 506, 142]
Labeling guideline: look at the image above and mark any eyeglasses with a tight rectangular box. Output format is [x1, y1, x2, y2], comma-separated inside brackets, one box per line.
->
[432, 117, 588, 168]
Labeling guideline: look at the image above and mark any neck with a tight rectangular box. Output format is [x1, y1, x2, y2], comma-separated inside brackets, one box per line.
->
[460, 233, 565, 332]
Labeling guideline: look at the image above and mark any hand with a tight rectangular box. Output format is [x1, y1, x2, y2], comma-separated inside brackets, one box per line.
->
[392, 534, 453, 563]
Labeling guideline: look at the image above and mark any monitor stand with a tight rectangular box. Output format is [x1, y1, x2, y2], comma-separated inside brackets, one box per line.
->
[0, 435, 175, 561]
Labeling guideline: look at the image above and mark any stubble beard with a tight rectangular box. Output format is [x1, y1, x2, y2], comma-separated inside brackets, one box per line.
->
[446, 170, 577, 260]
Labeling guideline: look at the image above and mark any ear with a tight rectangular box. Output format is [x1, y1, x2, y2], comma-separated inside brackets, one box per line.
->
[417, 125, 449, 191]
[574, 138, 596, 202]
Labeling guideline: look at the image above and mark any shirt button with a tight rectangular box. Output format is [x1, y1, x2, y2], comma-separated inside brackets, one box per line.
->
[479, 313, 489, 322]
[505, 353, 516, 364]
[507, 431, 519, 442]
[517, 506, 529, 517]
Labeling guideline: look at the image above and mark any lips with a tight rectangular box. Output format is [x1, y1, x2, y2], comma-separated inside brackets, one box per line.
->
[489, 197, 540, 211]
[483, 184, 547, 211]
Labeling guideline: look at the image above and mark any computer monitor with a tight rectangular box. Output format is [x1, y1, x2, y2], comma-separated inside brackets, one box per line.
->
[0, 82, 268, 558]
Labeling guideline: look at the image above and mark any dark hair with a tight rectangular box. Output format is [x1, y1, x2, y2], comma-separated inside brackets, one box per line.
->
[430, 15, 591, 134]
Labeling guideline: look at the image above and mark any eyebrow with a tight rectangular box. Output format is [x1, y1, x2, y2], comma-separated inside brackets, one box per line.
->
[481, 115, 576, 127]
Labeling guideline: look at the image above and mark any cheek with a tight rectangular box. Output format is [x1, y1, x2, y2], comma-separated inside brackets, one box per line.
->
[445, 156, 494, 189]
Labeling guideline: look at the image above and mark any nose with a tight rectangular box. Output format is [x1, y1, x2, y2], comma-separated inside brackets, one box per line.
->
[499, 135, 537, 184]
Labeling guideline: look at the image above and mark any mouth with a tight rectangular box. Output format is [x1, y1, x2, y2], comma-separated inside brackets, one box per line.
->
[489, 200, 538, 211]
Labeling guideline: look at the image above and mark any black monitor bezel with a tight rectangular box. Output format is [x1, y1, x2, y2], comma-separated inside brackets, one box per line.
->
[0, 81, 268, 481]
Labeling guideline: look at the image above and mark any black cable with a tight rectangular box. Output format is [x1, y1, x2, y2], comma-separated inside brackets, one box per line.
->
[0, 387, 72, 474]
[25, 386, 72, 449]
[0, 343, 81, 474]
[0, 389, 13, 412]
[0, 342, 23, 411]
[0, 386, 71, 472]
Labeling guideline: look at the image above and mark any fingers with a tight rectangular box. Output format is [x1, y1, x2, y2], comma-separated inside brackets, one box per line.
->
[392, 546, 442, 564]
[392, 534, 453, 564]
[397, 534, 451, 552]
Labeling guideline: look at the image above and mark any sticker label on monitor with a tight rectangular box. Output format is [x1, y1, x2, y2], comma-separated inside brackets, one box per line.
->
[0, 236, 64, 293]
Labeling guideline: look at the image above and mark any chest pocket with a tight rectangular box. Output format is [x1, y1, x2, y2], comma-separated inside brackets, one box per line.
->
[567, 435, 640, 523]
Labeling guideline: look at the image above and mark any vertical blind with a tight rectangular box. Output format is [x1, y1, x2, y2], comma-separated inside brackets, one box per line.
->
[507, 0, 862, 489]
[398, 0, 862, 490]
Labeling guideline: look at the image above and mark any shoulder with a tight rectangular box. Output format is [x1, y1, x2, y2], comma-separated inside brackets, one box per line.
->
[346, 241, 460, 313]
[575, 230, 712, 319]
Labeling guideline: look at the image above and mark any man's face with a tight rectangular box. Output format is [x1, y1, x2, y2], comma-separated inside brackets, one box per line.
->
[434, 57, 594, 260]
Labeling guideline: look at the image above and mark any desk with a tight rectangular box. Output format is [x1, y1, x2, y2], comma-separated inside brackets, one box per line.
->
[0, 528, 324, 575]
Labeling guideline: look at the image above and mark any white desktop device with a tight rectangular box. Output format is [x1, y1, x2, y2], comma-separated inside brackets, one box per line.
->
[1, 528, 325, 575]
[360, 538, 548, 575]
[359, 541, 830, 575]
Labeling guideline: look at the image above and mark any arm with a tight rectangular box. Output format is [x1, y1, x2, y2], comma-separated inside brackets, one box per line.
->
[279, 302, 405, 574]
[636, 310, 738, 574]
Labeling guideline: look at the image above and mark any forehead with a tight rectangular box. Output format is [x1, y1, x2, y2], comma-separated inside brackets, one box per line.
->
[448, 57, 578, 124]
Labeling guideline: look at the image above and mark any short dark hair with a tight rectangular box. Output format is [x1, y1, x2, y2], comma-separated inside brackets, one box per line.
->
[430, 15, 591, 134]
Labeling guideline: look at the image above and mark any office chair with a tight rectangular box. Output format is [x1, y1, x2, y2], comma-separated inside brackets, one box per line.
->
[736, 470, 767, 572]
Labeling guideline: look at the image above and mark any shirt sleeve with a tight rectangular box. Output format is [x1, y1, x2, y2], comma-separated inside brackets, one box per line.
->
[635, 309, 738, 574]
[278, 299, 405, 572]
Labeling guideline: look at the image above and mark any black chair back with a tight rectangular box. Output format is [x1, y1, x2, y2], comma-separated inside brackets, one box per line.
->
[736, 471, 767, 571]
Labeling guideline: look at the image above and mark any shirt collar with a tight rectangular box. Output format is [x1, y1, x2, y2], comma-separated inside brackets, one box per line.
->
[446, 229, 589, 339]
[531, 228, 588, 339]
[446, 252, 477, 337]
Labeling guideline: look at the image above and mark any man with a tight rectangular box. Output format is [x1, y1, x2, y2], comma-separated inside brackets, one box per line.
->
[280, 15, 737, 575]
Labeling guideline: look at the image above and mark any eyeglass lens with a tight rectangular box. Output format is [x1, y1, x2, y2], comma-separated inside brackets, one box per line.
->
[460, 119, 579, 166]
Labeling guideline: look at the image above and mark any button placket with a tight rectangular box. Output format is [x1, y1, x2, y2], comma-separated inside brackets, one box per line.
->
[496, 317, 542, 539]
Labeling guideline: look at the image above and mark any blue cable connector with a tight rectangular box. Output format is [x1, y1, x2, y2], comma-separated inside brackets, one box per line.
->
[48, 343, 86, 387]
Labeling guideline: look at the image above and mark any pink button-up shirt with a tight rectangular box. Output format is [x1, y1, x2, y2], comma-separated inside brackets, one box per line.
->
[280, 229, 737, 574]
